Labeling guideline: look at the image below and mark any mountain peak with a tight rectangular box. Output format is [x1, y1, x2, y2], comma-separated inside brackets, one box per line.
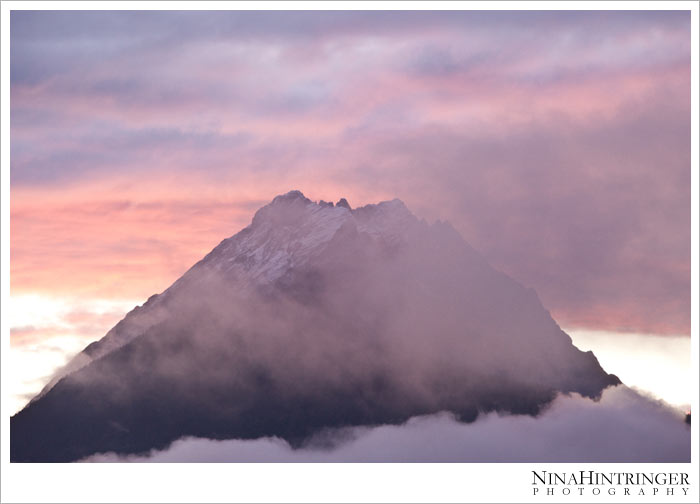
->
[11, 189, 621, 462]
[375, 198, 408, 212]
[270, 190, 311, 205]
[263, 191, 410, 217]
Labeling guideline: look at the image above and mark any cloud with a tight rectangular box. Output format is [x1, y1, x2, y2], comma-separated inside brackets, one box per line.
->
[9, 10, 690, 337]
[569, 330, 691, 408]
[10, 189, 267, 300]
[84, 386, 689, 462]
[10, 11, 689, 82]
[8, 295, 147, 414]
[331, 82, 690, 335]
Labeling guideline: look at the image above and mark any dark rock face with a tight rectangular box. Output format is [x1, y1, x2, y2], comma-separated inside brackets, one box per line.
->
[11, 191, 620, 462]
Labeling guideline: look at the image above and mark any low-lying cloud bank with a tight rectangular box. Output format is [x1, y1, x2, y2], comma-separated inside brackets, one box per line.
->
[86, 386, 689, 463]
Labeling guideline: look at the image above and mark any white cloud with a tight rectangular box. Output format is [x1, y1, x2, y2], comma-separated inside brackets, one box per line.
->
[8, 295, 141, 415]
[85, 385, 689, 463]
[569, 329, 691, 407]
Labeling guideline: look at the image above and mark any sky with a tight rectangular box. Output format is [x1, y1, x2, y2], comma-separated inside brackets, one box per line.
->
[8, 10, 692, 414]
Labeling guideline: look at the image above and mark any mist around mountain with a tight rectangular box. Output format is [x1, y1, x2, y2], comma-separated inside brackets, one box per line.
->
[12, 191, 627, 462]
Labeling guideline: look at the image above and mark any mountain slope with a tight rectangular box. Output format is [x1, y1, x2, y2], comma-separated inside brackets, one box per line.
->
[11, 191, 620, 462]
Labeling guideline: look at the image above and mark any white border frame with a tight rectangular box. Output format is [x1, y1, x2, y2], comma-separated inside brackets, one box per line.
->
[1, 2, 697, 503]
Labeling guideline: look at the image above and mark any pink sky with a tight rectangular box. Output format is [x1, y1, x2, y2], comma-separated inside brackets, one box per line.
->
[10, 10, 691, 340]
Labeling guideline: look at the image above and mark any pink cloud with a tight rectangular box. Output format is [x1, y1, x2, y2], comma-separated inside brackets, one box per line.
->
[10, 11, 690, 336]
